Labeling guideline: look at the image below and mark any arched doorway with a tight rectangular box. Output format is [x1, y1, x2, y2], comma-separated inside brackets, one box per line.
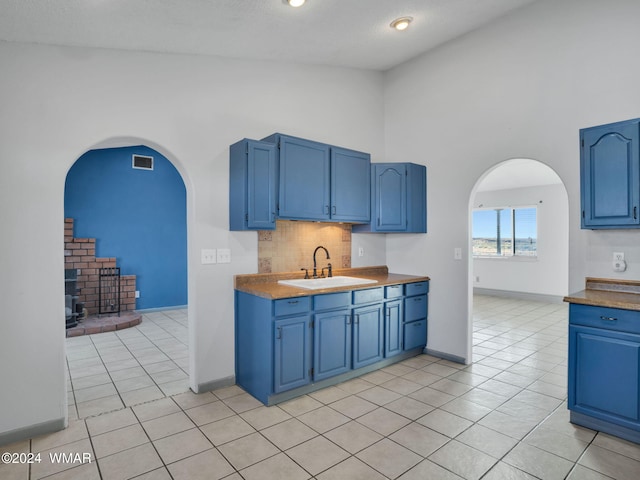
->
[63, 139, 192, 417]
[467, 158, 569, 362]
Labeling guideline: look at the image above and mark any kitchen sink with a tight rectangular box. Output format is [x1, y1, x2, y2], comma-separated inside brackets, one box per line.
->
[278, 276, 378, 290]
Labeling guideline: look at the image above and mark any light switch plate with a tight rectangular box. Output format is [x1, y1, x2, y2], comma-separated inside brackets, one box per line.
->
[217, 248, 231, 264]
[201, 249, 217, 264]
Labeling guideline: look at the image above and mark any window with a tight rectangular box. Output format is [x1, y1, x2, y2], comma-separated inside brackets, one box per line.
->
[473, 207, 537, 257]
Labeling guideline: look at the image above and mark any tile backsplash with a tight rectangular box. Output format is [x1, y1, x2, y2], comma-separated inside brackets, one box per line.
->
[258, 220, 351, 274]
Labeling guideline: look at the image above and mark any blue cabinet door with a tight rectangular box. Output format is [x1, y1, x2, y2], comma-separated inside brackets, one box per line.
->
[274, 315, 312, 393]
[353, 304, 384, 369]
[581, 119, 640, 228]
[384, 300, 403, 358]
[375, 164, 407, 231]
[276, 135, 331, 220]
[229, 139, 277, 230]
[569, 325, 640, 426]
[353, 162, 426, 233]
[331, 147, 370, 222]
[314, 309, 352, 381]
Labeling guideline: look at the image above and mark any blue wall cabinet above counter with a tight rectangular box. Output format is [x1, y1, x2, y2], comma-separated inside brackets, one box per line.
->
[580, 118, 640, 229]
[353, 162, 426, 233]
[229, 139, 278, 230]
[262, 133, 371, 223]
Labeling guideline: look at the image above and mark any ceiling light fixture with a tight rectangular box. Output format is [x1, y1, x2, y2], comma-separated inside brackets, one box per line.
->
[390, 16, 413, 31]
[287, 0, 306, 7]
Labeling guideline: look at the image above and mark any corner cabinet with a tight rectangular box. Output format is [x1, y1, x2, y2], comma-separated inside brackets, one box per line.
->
[353, 162, 426, 233]
[235, 280, 428, 405]
[580, 118, 640, 229]
[229, 139, 278, 231]
[568, 303, 640, 443]
[262, 133, 371, 223]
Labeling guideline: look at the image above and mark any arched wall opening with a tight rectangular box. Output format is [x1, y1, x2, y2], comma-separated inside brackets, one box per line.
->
[466, 158, 569, 362]
[63, 136, 196, 395]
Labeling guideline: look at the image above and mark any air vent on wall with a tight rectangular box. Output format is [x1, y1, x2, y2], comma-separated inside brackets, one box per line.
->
[132, 154, 154, 170]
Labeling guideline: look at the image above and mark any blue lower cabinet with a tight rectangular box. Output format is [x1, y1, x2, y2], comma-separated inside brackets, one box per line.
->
[385, 300, 403, 357]
[404, 320, 427, 351]
[353, 304, 384, 369]
[568, 304, 640, 443]
[235, 280, 429, 405]
[314, 309, 352, 381]
[274, 315, 312, 393]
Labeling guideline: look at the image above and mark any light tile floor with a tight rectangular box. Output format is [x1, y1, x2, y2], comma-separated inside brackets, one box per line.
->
[65, 309, 190, 419]
[3, 297, 640, 479]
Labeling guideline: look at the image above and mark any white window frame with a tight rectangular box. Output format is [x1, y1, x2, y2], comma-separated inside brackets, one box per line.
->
[472, 205, 538, 259]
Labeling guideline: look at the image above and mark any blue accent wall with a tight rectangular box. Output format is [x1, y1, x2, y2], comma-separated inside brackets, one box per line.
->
[65, 146, 187, 310]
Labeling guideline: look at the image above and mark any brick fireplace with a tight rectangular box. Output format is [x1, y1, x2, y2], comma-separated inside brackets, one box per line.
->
[64, 218, 136, 315]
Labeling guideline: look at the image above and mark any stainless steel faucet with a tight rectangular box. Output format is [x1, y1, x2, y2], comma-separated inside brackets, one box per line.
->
[312, 245, 331, 278]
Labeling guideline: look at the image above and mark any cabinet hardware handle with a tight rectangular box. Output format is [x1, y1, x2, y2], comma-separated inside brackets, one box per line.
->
[346, 316, 351, 325]
[271, 212, 276, 222]
[600, 315, 617, 322]
[635, 206, 638, 220]
[414, 297, 422, 302]
[276, 326, 282, 339]
[325, 205, 330, 214]
[355, 314, 360, 324]
[413, 322, 422, 327]
[332, 206, 336, 215]
[288, 300, 299, 304]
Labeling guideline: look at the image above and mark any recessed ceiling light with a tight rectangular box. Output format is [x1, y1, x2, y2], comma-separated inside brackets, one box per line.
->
[390, 16, 413, 31]
[287, 0, 306, 7]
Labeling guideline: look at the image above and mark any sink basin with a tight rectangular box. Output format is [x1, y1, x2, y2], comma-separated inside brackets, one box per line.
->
[278, 276, 378, 290]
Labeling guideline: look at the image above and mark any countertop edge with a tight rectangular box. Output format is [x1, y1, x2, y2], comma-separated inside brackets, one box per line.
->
[563, 289, 640, 312]
[235, 268, 430, 300]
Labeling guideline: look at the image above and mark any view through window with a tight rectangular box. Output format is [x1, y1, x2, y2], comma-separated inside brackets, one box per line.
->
[473, 207, 537, 257]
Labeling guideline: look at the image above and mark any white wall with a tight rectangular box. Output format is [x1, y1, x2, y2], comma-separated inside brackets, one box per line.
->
[472, 184, 569, 297]
[0, 43, 386, 438]
[383, 0, 640, 362]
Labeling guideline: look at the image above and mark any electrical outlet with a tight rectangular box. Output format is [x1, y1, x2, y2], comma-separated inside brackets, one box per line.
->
[217, 248, 231, 264]
[201, 249, 217, 264]
[613, 252, 625, 262]
[135, 290, 140, 298]
[475, 276, 480, 283]
[454, 247, 462, 260]
[358, 246, 364, 257]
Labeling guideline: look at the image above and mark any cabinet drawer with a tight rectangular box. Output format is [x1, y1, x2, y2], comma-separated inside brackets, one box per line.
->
[404, 294, 427, 322]
[404, 320, 427, 350]
[314, 292, 351, 311]
[385, 285, 403, 299]
[405, 281, 429, 297]
[274, 297, 311, 317]
[570, 304, 640, 334]
[353, 287, 384, 305]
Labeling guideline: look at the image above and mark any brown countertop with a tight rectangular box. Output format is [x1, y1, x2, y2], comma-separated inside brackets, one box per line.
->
[563, 277, 640, 311]
[235, 265, 430, 300]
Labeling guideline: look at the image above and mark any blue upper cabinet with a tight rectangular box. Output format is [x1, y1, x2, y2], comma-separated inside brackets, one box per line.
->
[267, 134, 331, 221]
[229, 139, 278, 230]
[262, 133, 371, 223]
[353, 162, 426, 233]
[581, 118, 640, 229]
[331, 147, 371, 222]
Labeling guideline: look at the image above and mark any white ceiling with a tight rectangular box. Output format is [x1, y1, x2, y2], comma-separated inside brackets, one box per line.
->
[476, 159, 563, 192]
[0, 0, 538, 71]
